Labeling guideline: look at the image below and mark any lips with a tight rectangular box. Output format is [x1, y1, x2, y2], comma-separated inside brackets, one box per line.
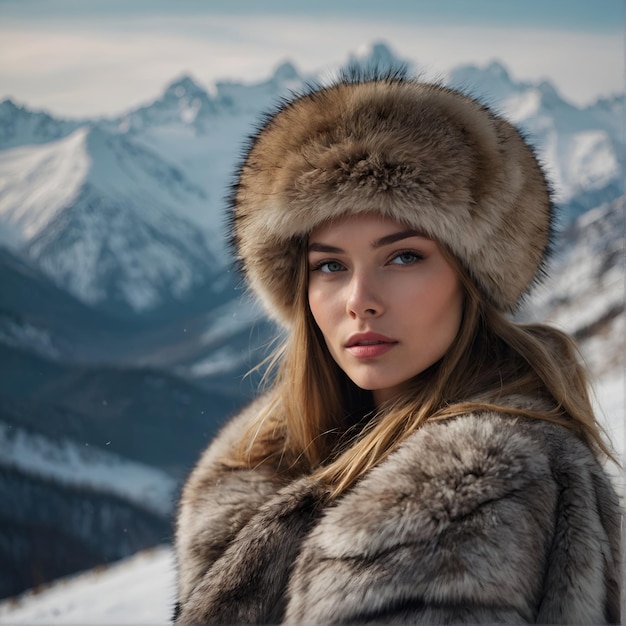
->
[345, 332, 398, 359]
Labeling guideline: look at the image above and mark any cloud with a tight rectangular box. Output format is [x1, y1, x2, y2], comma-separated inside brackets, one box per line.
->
[0, 14, 622, 117]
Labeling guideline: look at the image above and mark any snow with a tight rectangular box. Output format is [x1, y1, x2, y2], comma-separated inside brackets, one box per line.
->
[187, 345, 248, 378]
[593, 370, 625, 461]
[565, 130, 619, 190]
[0, 423, 177, 517]
[0, 545, 176, 624]
[503, 89, 542, 122]
[0, 128, 90, 247]
[0, 317, 62, 360]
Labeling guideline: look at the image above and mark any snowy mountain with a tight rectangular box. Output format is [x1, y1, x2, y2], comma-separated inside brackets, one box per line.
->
[0, 62, 307, 314]
[0, 42, 622, 314]
[448, 61, 623, 216]
[0, 98, 80, 149]
[0, 420, 176, 597]
[0, 125, 221, 314]
[106, 64, 305, 246]
[519, 195, 625, 457]
[0, 336, 245, 598]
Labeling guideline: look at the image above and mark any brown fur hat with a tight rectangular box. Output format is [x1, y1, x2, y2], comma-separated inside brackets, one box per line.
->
[229, 73, 554, 325]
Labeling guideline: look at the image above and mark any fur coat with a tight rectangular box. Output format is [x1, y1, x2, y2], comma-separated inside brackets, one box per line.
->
[174, 395, 622, 624]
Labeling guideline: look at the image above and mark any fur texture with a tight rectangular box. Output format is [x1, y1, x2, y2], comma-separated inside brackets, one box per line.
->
[230, 76, 554, 324]
[174, 397, 622, 624]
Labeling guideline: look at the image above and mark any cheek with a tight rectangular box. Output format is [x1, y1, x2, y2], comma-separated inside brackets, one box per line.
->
[411, 272, 463, 337]
[308, 288, 344, 363]
[308, 287, 334, 335]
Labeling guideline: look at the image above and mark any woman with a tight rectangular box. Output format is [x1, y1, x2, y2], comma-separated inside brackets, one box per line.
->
[174, 72, 622, 624]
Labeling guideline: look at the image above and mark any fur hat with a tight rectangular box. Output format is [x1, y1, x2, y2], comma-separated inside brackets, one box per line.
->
[229, 73, 554, 325]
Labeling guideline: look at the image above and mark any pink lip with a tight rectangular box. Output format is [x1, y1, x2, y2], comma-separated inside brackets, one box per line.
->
[345, 332, 398, 359]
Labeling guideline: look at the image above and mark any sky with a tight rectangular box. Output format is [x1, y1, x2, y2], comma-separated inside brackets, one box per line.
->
[0, 0, 623, 118]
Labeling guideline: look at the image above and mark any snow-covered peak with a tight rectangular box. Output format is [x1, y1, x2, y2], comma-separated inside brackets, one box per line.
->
[0, 124, 208, 247]
[484, 60, 512, 82]
[0, 121, 222, 312]
[347, 41, 411, 74]
[0, 98, 80, 149]
[272, 60, 299, 83]
[0, 127, 90, 247]
[447, 61, 526, 108]
[118, 61, 305, 132]
[163, 74, 208, 102]
[588, 92, 625, 118]
[536, 80, 564, 109]
[116, 74, 218, 133]
[213, 61, 304, 116]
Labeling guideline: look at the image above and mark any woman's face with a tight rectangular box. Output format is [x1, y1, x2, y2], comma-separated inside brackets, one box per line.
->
[308, 214, 463, 406]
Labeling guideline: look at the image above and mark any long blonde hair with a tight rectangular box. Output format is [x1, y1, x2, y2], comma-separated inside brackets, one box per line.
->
[230, 239, 614, 499]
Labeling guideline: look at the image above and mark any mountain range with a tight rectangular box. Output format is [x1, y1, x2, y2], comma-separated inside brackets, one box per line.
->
[0, 41, 622, 599]
[0, 42, 623, 314]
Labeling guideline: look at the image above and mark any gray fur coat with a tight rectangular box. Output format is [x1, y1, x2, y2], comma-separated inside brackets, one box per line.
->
[174, 396, 622, 624]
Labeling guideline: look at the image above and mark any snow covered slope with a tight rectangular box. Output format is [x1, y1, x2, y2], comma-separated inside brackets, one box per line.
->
[0, 545, 176, 624]
[0, 422, 176, 517]
[0, 128, 89, 247]
[0, 124, 219, 313]
[520, 195, 625, 460]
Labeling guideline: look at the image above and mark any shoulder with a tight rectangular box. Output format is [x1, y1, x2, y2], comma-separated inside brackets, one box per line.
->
[175, 394, 282, 607]
[341, 411, 572, 532]
[286, 409, 622, 624]
[356, 408, 620, 545]
[370, 407, 618, 517]
[309, 410, 562, 564]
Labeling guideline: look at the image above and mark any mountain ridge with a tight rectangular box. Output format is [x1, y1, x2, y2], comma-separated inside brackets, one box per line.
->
[0, 42, 623, 314]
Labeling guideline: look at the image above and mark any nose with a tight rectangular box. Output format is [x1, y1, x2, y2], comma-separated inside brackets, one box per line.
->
[346, 272, 384, 318]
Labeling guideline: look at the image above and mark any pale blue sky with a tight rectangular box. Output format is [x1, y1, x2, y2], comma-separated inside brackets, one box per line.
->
[1, 0, 622, 30]
[0, 0, 623, 116]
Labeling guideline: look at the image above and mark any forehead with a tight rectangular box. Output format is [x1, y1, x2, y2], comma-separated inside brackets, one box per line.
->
[309, 213, 430, 242]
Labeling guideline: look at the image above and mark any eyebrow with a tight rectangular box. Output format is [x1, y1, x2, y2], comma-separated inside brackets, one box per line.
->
[373, 229, 421, 248]
[308, 230, 421, 253]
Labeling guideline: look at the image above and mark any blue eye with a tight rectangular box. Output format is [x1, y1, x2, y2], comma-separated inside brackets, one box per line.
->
[390, 251, 422, 265]
[314, 260, 345, 273]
